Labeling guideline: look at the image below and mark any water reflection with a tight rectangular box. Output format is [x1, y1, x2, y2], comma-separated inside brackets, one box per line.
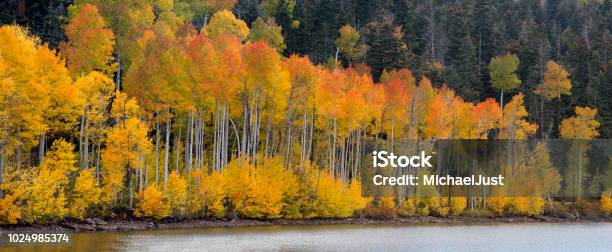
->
[3, 223, 612, 251]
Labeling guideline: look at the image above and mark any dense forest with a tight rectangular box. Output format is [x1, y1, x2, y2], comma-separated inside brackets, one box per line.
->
[2, 0, 611, 137]
[0, 0, 610, 224]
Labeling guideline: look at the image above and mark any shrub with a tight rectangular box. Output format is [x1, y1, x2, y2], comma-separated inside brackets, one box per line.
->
[69, 169, 101, 220]
[224, 157, 297, 219]
[572, 200, 600, 219]
[544, 201, 569, 217]
[506, 197, 543, 217]
[200, 171, 226, 218]
[600, 191, 612, 216]
[166, 172, 188, 216]
[364, 197, 397, 219]
[0, 190, 22, 224]
[22, 140, 76, 224]
[135, 186, 170, 219]
[312, 170, 367, 218]
[400, 198, 416, 217]
[414, 196, 439, 216]
[487, 197, 506, 216]
[449, 197, 467, 216]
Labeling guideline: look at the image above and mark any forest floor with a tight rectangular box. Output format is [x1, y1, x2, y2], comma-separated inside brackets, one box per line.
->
[2, 216, 611, 232]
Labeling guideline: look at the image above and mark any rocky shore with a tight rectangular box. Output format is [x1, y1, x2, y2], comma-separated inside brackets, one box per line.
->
[2, 216, 610, 233]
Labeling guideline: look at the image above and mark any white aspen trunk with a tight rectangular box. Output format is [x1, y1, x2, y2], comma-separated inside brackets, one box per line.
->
[213, 104, 219, 171]
[84, 115, 89, 168]
[90, 135, 95, 169]
[175, 114, 182, 174]
[184, 113, 191, 171]
[79, 113, 85, 168]
[349, 134, 354, 179]
[332, 118, 337, 176]
[39, 132, 45, 164]
[264, 103, 274, 160]
[307, 111, 314, 163]
[220, 107, 225, 170]
[163, 109, 171, 191]
[223, 105, 229, 169]
[194, 111, 200, 169]
[242, 96, 248, 158]
[328, 125, 333, 173]
[96, 136, 101, 183]
[115, 56, 121, 91]
[188, 111, 195, 174]
[229, 117, 241, 159]
[354, 128, 362, 179]
[249, 93, 256, 159]
[300, 112, 307, 171]
[155, 122, 160, 185]
[204, 111, 209, 169]
[285, 114, 292, 167]
[144, 151, 148, 188]
[200, 110, 205, 168]
[139, 153, 143, 193]
[284, 89, 294, 166]
[129, 166, 133, 207]
[252, 96, 261, 164]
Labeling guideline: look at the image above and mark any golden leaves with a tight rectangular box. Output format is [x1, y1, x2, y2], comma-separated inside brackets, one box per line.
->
[560, 106, 600, 139]
[534, 60, 572, 100]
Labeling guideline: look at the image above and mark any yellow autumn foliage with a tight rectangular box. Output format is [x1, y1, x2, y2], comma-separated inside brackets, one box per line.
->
[487, 196, 506, 216]
[439, 197, 467, 216]
[200, 171, 227, 218]
[224, 157, 296, 219]
[506, 197, 544, 217]
[600, 191, 612, 216]
[135, 185, 170, 219]
[23, 139, 76, 224]
[487, 196, 544, 217]
[311, 170, 367, 218]
[166, 171, 188, 216]
[69, 169, 101, 220]
[0, 188, 23, 224]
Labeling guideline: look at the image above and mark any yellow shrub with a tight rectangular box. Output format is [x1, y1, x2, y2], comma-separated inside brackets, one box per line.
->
[201, 171, 226, 218]
[403, 198, 416, 217]
[135, 185, 170, 219]
[414, 196, 439, 216]
[23, 167, 69, 223]
[600, 191, 612, 216]
[69, 169, 101, 220]
[449, 197, 467, 216]
[312, 169, 367, 218]
[346, 181, 368, 213]
[23, 140, 76, 224]
[0, 169, 30, 224]
[0, 191, 22, 224]
[487, 197, 506, 216]
[380, 197, 396, 208]
[507, 197, 544, 217]
[166, 172, 188, 216]
[224, 157, 297, 219]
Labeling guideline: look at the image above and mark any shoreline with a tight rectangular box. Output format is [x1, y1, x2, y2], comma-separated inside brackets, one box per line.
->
[2, 216, 611, 232]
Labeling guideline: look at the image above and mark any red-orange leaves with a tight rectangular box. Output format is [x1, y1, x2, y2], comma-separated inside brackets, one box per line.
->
[61, 4, 115, 77]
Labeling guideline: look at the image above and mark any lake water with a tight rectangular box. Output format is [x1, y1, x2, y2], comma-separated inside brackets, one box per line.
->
[3, 223, 612, 251]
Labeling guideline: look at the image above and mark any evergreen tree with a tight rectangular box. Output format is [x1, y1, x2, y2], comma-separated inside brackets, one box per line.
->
[444, 0, 480, 101]
[363, 12, 408, 80]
